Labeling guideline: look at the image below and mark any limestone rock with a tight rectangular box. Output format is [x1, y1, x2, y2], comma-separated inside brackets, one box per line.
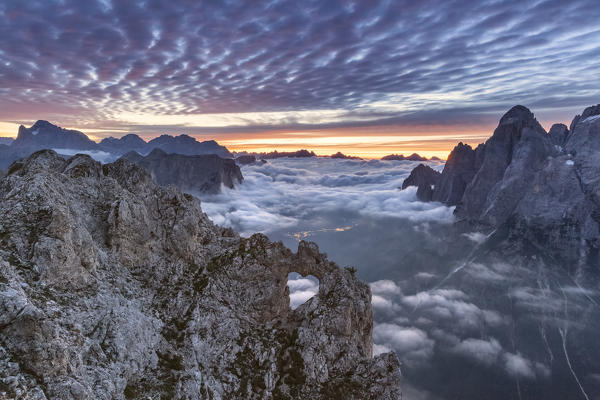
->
[0, 150, 401, 399]
[120, 148, 243, 194]
[457, 105, 549, 222]
[548, 123, 569, 146]
[13, 120, 97, 150]
[431, 142, 483, 205]
[401, 164, 441, 202]
[330, 152, 360, 160]
[408, 104, 600, 267]
[235, 155, 258, 165]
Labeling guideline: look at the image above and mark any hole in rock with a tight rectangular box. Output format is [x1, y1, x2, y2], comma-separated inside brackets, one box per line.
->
[287, 272, 320, 310]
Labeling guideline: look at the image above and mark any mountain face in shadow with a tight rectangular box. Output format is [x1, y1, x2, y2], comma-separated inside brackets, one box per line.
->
[120, 148, 243, 194]
[14, 120, 98, 150]
[0, 121, 233, 170]
[404, 104, 600, 268]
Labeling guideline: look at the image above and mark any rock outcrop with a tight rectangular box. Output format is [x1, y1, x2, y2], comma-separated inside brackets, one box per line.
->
[548, 123, 569, 146]
[401, 164, 441, 202]
[406, 104, 600, 266]
[235, 155, 260, 165]
[430, 142, 484, 205]
[0, 150, 401, 399]
[120, 148, 243, 194]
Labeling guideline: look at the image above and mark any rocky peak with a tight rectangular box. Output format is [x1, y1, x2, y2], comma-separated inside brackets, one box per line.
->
[401, 164, 441, 202]
[235, 154, 258, 165]
[30, 120, 56, 130]
[548, 123, 569, 146]
[146, 147, 168, 157]
[99, 134, 148, 156]
[0, 150, 402, 399]
[13, 120, 97, 150]
[498, 104, 535, 124]
[430, 142, 482, 205]
[405, 104, 600, 266]
[381, 153, 428, 161]
[456, 105, 548, 223]
[569, 104, 600, 131]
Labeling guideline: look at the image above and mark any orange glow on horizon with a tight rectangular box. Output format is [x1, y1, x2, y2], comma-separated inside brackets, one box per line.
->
[0, 120, 493, 160]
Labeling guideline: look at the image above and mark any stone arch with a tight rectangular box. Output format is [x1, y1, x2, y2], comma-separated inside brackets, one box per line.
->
[287, 272, 320, 310]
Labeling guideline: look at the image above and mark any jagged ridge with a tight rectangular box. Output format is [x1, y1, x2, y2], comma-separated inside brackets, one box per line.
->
[405, 104, 600, 266]
[0, 150, 401, 399]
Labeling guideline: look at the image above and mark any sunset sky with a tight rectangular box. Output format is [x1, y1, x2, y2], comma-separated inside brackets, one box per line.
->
[1, 0, 599, 158]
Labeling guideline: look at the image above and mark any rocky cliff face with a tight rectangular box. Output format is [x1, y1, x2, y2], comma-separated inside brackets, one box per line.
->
[401, 164, 441, 201]
[13, 120, 97, 150]
[406, 104, 600, 267]
[428, 142, 483, 206]
[120, 148, 243, 194]
[0, 150, 401, 399]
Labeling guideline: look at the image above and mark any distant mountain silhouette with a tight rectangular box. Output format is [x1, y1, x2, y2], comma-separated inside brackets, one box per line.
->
[381, 153, 429, 161]
[0, 120, 233, 169]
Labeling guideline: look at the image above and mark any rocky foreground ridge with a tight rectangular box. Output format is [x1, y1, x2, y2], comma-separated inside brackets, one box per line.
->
[0, 150, 401, 399]
[404, 104, 600, 267]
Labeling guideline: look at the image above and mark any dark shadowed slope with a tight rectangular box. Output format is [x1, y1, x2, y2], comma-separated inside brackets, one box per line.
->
[121, 148, 243, 194]
[405, 104, 600, 267]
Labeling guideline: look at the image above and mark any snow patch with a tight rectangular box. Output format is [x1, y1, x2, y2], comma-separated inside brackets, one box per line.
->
[566, 160, 574, 166]
[31, 129, 39, 136]
[583, 114, 600, 123]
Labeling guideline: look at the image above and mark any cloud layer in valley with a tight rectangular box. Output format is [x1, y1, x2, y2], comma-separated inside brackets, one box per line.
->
[199, 157, 452, 236]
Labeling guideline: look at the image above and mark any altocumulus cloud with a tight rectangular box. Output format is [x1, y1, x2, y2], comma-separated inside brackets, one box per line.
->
[1, 0, 600, 133]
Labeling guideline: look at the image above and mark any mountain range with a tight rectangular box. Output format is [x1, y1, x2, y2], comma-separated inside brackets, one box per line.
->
[0, 120, 232, 171]
[404, 104, 600, 267]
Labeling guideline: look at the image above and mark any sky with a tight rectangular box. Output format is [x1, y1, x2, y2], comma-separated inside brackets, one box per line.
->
[1, 0, 600, 158]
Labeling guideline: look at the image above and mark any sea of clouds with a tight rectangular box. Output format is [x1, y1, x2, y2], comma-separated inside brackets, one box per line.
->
[199, 157, 452, 236]
[198, 157, 600, 399]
